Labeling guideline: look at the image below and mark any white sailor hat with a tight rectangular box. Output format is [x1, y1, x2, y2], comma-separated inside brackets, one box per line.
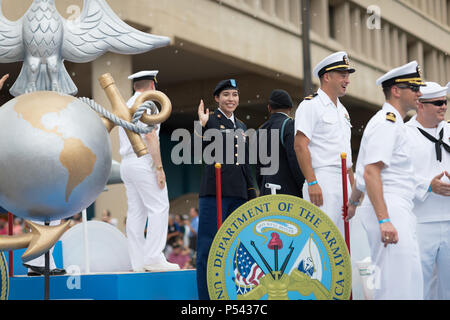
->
[128, 70, 159, 83]
[313, 51, 355, 78]
[376, 61, 425, 88]
[419, 82, 450, 100]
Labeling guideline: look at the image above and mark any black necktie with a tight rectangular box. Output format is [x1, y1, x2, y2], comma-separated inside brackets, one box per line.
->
[417, 128, 450, 162]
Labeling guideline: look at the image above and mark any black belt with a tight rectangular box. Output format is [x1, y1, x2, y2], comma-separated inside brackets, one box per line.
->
[417, 127, 450, 162]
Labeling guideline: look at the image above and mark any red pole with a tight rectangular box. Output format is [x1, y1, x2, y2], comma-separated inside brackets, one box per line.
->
[340, 154, 351, 253]
[215, 163, 223, 230]
[340, 153, 352, 300]
[8, 212, 13, 277]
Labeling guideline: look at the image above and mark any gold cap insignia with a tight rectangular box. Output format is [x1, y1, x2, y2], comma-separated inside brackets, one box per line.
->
[343, 56, 349, 66]
[417, 65, 422, 78]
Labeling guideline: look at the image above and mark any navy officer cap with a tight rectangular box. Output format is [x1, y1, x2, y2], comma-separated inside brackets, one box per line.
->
[313, 51, 355, 78]
[269, 89, 293, 109]
[213, 79, 239, 96]
[128, 70, 158, 83]
[376, 61, 425, 88]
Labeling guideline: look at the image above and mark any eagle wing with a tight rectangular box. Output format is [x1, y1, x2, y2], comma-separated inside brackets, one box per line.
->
[62, 0, 170, 63]
[0, 0, 24, 63]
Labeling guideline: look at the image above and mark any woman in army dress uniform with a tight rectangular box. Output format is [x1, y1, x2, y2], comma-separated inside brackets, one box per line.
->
[196, 79, 257, 300]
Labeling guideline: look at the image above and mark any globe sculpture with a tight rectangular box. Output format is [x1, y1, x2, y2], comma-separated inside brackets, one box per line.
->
[0, 91, 112, 222]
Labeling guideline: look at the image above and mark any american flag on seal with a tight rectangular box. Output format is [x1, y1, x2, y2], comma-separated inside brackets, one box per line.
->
[233, 242, 264, 295]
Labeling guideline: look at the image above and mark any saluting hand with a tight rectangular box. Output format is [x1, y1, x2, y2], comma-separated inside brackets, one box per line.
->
[430, 171, 450, 197]
[198, 99, 209, 127]
[0, 74, 9, 90]
[308, 184, 323, 207]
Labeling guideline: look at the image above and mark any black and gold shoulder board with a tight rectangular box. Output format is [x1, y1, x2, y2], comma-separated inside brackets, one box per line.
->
[303, 93, 318, 101]
[386, 112, 396, 123]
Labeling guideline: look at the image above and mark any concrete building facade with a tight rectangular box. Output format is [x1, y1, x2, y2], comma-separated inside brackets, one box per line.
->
[0, 0, 448, 232]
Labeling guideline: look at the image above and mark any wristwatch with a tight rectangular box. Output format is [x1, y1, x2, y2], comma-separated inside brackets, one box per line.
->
[156, 165, 163, 171]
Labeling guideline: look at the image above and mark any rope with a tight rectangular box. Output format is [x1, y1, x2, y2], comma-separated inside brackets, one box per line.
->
[78, 97, 157, 134]
[0, 252, 8, 300]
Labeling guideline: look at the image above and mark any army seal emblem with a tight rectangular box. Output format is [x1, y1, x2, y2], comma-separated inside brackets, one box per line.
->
[0, 252, 9, 300]
[207, 195, 351, 300]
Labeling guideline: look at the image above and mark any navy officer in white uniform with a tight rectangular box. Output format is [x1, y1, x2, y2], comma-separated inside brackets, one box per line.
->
[294, 51, 355, 237]
[347, 61, 425, 299]
[405, 82, 450, 299]
[119, 71, 179, 272]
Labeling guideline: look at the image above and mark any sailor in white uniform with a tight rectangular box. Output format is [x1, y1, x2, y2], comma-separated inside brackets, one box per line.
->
[119, 70, 179, 272]
[294, 51, 355, 237]
[347, 61, 425, 299]
[405, 82, 450, 299]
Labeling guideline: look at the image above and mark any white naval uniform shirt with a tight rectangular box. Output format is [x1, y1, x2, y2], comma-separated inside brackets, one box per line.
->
[355, 103, 416, 200]
[118, 92, 160, 163]
[294, 88, 353, 170]
[405, 116, 450, 223]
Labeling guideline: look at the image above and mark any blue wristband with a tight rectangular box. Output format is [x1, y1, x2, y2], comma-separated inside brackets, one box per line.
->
[428, 185, 432, 193]
[379, 219, 391, 224]
[308, 180, 318, 186]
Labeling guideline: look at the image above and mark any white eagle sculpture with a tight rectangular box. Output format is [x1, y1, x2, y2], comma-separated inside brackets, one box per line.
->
[0, 0, 170, 96]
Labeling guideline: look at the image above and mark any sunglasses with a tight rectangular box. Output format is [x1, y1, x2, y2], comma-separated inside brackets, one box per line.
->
[396, 84, 421, 93]
[420, 99, 448, 107]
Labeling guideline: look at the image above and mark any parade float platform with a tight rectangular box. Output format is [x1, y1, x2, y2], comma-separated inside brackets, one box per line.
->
[5, 241, 198, 300]
[8, 269, 198, 300]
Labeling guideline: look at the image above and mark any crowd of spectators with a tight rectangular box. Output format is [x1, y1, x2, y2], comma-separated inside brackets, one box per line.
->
[164, 207, 198, 270]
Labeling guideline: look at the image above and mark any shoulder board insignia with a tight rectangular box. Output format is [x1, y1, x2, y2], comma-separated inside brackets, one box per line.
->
[386, 112, 396, 123]
[303, 93, 318, 101]
[447, 120, 450, 124]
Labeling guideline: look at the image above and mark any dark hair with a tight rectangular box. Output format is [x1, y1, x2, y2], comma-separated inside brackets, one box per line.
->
[134, 79, 155, 91]
[383, 86, 393, 100]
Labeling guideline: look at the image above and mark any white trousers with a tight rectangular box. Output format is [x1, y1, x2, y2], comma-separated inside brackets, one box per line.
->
[360, 194, 423, 300]
[303, 167, 351, 237]
[120, 156, 169, 271]
[417, 221, 450, 300]
[26, 220, 60, 269]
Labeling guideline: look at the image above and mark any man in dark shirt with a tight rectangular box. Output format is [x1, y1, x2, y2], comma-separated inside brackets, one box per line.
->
[256, 89, 305, 197]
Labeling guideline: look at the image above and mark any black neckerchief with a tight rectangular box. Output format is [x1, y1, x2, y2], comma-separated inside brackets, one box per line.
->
[417, 127, 450, 162]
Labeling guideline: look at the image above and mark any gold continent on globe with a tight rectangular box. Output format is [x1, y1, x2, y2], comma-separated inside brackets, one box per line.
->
[0, 91, 112, 221]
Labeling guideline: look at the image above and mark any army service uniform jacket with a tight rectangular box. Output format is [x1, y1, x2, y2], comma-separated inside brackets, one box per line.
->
[199, 109, 257, 200]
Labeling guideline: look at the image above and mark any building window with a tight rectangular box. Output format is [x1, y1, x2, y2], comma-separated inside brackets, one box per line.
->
[329, 4, 337, 39]
[447, 0, 450, 26]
